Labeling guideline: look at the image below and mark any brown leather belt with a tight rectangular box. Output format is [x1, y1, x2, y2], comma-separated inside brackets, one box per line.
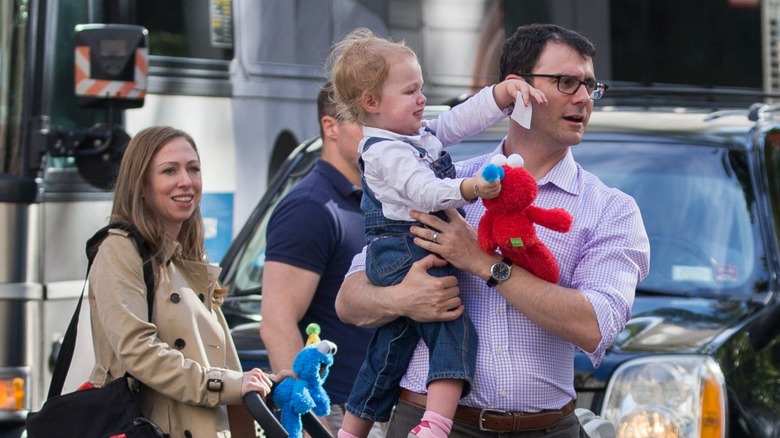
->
[399, 389, 575, 432]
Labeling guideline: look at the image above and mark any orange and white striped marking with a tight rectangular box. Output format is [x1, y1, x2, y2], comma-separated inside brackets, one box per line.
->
[74, 45, 147, 99]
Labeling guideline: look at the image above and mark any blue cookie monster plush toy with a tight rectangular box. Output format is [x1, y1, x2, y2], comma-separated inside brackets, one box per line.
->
[272, 323, 337, 438]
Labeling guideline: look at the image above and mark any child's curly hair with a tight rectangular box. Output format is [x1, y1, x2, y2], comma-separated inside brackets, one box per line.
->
[326, 28, 419, 125]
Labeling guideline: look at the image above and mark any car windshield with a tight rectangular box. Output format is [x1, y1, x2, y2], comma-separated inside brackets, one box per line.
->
[572, 140, 762, 296]
[229, 134, 767, 300]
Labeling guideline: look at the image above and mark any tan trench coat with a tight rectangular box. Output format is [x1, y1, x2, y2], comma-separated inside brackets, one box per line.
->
[88, 229, 244, 437]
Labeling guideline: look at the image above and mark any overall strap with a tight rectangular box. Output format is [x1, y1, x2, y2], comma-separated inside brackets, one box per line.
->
[359, 136, 428, 173]
[358, 136, 390, 173]
[361, 136, 426, 157]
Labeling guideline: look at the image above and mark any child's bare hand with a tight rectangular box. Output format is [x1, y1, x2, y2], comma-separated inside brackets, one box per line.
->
[493, 77, 547, 110]
[477, 177, 501, 200]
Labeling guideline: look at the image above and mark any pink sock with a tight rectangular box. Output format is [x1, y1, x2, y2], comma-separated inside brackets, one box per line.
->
[409, 410, 453, 438]
[337, 430, 361, 438]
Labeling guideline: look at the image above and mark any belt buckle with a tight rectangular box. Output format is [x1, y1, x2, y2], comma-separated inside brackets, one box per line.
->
[478, 408, 510, 432]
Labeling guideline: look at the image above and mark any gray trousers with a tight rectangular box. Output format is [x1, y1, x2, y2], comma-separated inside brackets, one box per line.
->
[326, 403, 388, 438]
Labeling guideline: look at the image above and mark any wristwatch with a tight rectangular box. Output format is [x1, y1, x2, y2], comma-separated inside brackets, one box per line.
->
[487, 257, 513, 287]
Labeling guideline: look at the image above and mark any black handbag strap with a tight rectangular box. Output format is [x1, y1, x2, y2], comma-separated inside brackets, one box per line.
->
[47, 222, 154, 400]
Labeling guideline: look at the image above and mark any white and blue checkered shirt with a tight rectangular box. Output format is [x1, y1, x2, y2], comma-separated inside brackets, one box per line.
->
[347, 143, 650, 413]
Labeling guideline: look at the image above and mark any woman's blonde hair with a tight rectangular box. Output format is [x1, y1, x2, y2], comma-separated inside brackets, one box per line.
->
[111, 126, 203, 261]
[110, 126, 228, 302]
[327, 27, 418, 125]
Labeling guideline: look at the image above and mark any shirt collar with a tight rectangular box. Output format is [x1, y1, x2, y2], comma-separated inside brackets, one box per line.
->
[362, 126, 422, 144]
[538, 150, 579, 196]
[483, 139, 579, 195]
[314, 159, 361, 198]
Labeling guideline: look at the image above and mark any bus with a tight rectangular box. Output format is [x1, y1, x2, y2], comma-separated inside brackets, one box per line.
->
[0, 1, 497, 435]
[0, 0, 773, 435]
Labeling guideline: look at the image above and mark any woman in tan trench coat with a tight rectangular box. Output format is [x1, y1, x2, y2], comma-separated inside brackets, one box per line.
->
[88, 126, 281, 437]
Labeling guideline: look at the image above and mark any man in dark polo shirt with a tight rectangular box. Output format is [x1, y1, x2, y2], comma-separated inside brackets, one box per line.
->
[260, 83, 385, 436]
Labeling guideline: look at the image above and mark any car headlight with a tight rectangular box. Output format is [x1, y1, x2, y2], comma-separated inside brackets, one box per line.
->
[601, 355, 726, 438]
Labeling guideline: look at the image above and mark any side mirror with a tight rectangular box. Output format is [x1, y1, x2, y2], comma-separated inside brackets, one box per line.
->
[74, 24, 148, 109]
[45, 24, 148, 189]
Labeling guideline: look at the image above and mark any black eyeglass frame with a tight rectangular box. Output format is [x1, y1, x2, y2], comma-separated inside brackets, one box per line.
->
[519, 73, 609, 100]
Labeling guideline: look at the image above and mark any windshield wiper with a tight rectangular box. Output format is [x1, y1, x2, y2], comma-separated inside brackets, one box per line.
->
[636, 286, 769, 303]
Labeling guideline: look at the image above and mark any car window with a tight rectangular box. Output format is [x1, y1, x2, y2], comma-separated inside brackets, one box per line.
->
[232, 189, 288, 293]
[229, 141, 322, 294]
[764, 130, 780, 244]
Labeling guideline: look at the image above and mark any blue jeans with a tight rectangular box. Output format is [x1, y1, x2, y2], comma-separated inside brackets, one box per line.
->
[350, 141, 478, 422]
[345, 311, 478, 422]
[366, 215, 455, 286]
[351, 212, 477, 422]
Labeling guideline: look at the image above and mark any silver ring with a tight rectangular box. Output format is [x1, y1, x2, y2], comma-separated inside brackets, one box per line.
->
[432, 232, 440, 244]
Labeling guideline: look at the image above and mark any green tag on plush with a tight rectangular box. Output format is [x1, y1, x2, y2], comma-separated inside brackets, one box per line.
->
[510, 237, 524, 247]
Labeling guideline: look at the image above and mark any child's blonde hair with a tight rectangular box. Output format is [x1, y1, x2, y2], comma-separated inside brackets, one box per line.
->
[327, 28, 419, 125]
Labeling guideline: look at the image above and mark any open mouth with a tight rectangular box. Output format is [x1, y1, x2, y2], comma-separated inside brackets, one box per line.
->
[172, 195, 193, 202]
[563, 114, 585, 123]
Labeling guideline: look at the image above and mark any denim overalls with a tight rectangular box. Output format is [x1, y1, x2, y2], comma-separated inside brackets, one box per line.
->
[345, 136, 478, 422]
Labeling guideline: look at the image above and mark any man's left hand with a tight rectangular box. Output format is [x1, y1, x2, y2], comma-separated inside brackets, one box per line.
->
[410, 209, 495, 277]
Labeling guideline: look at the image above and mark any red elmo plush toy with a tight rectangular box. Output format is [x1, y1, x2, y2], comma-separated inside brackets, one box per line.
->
[478, 154, 573, 283]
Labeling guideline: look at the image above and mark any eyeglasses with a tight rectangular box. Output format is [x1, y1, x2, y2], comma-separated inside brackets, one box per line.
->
[520, 74, 609, 100]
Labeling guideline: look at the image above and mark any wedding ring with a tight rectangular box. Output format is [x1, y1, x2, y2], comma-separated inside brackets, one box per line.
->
[432, 232, 440, 244]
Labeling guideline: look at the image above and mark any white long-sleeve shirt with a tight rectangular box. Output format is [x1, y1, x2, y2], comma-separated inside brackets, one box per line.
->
[359, 86, 507, 221]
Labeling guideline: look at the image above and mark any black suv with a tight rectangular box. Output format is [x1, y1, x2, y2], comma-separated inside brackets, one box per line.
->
[219, 90, 780, 437]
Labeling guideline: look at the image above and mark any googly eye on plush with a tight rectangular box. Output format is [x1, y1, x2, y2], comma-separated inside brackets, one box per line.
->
[506, 154, 525, 168]
[489, 154, 507, 166]
[317, 340, 338, 356]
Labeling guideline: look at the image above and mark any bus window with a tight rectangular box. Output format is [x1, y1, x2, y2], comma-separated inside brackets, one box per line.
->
[268, 131, 298, 183]
[134, 0, 232, 60]
[239, 1, 388, 67]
